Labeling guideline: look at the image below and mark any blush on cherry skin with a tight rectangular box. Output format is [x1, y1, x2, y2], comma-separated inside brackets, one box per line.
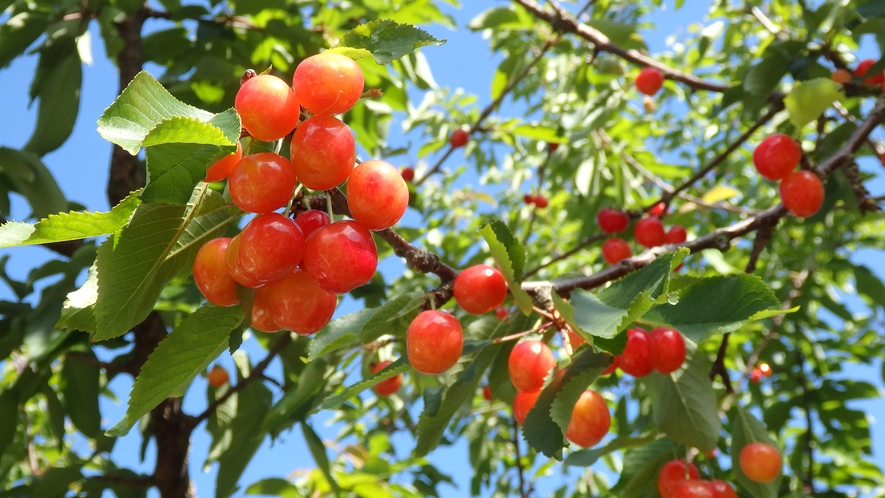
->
[237, 213, 305, 283]
[508, 340, 556, 392]
[657, 459, 701, 498]
[565, 390, 611, 448]
[235, 74, 300, 142]
[251, 286, 281, 333]
[346, 159, 409, 230]
[709, 480, 738, 498]
[265, 269, 336, 335]
[670, 480, 715, 498]
[779, 170, 824, 218]
[634, 216, 666, 248]
[302, 220, 378, 294]
[453, 264, 508, 314]
[513, 390, 541, 425]
[619, 328, 654, 377]
[406, 310, 463, 375]
[204, 141, 242, 182]
[450, 128, 469, 148]
[371, 360, 402, 397]
[292, 52, 365, 115]
[665, 225, 687, 244]
[290, 115, 356, 190]
[207, 366, 229, 388]
[650, 327, 687, 374]
[603, 237, 632, 265]
[224, 234, 264, 289]
[193, 237, 239, 307]
[753, 134, 801, 181]
[740, 442, 782, 483]
[597, 208, 629, 233]
[229, 152, 297, 213]
[636, 67, 665, 95]
[855, 58, 885, 85]
[294, 210, 331, 239]
[650, 202, 667, 216]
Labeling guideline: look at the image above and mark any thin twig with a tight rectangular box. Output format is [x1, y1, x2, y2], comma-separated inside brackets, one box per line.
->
[512, 419, 529, 498]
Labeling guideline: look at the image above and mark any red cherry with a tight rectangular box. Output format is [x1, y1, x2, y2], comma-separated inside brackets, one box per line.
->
[596, 208, 629, 233]
[779, 170, 824, 218]
[406, 310, 463, 374]
[302, 220, 378, 294]
[453, 264, 508, 314]
[670, 480, 715, 498]
[513, 390, 540, 425]
[290, 115, 356, 190]
[547, 142, 560, 152]
[567, 330, 586, 350]
[293, 210, 331, 239]
[224, 234, 263, 289]
[634, 216, 666, 248]
[450, 128, 469, 148]
[204, 142, 243, 182]
[854, 59, 885, 85]
[401, 167, 415, 182]
[619, 329, 654, 377]
[251, 286, 281, 333]
[238, 213, 305, 283]
[533, 194, 549, 208]
[753, 134, 801, 181]
[740, 442, 782, 483]
[193, 237, 239, 307]
[657, 460, 701, 498]
[650, 327, 687, 374]
[508, 340, 556, 392]
[207, 366, 229, 388]
[758, 362, 772, 376]
[292, 52, 364, 115]
[346, 159, 409, 231]
[650, 201, 667, 216]
[601, 355, 620, 375]
[709, 480, 738, 498]
[635, 67, 665, 95]
[523, 194, 534, 205]
[482, 385, 492, 401]
[265, 269, 337, 335]
[602, 238, 632, 265]
[229, 152, 298, 213]
[831, 68, 852, 84]
[565, 390, 611, 448]
[371, 360, 402, 397]
[750, 368, 763, 383]
[495, 307, 509, 321]
[235, 74, 300, 142]
[665, 225, 687, 244]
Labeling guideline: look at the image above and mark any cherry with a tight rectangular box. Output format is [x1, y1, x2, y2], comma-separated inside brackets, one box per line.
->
[523, 194, 534, 205]
[495, 307, 509, 321]
[602, 237, 632, 265]
[709, 480, 738, 498]
[650, 201, 667, 216]
[265, 269, 337, 335]
[601, 355, 620, 375]
[750, 368, 763, 383]
[234, 74, 300, 142]
[665, 225, 687, 244]
[224, 234, 264, 289]
[193, 237, 239, 307]
[508, 340, 556, 392]
[740, 442, 782, 483]
[251, 286, 281, 333]
[779, 170, 824, 218]
[371, 360, 402, 397]
[619, 329, 654, 377]
[401, 167, 415, 182]
[758, 362, 772, 376]
[238, 213, 305, 283]
[513, 390, 540, 425]
[753, 134, 801, 181]
[482, 385, 492, 400]
[292, 52, 364, 115]
[290, 115, 356, 191]
[831, 68, 852, 84]
[302, 220, 378, 294]
[406, 310, 463, 374]
[596, 208, 629, 233]
[346, 159, 409, 230]
[565, 390, 611, 448]
[650, 327, 686, 374]
[635, 66, 664, 95]
[634, 216, 666, 248]
[657, 460, 701, 498]
[532, 194, 549, 208]
[453, 264, 507, 314]
[566, 330, 585, 350]
[293, 210, 331, 239]
[229, 152, 297, 213]
[207, 365, 229, 388]
[670, 480, 715, 498]
[204, 141, 242, 182]
[854, 59, 885, 85]
[450, 128, 469, 148]
[547, 142, 559, 152]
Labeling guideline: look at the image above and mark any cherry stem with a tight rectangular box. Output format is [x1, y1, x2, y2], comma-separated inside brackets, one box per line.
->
[273, 138, 283, 155]
[492, 322, 553, 344]
[283, 184, 303, 217]
[428, 294, 437, 311]
[325, 191, 334, 220]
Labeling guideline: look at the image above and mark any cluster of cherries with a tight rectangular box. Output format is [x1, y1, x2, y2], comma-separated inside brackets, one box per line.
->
[597, 205, 687, 265]
[753, 133, 824, 218]
[749, 362, 773, 383]
[193, 52, 410, 336]
[831, 58, 885, 90]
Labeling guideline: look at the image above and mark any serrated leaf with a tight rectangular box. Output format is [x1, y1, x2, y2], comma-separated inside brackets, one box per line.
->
[612, 437, 677, 497]
[785, 78, 844, 128]
[641, 274, 783, 343]
[57, 263, 99, 332]
[320, 357, 410, 410]
[730, 405, 782, 498]
[0, 191, 139, 248]
[550, 350, 611, 434]
[215, 381, 273, 498]
[642, 346, 721, 452]
[106, 304, 243, 437]
[331, 19, 446, 64]
[479, 219, 533, 314]
[0, 147, 67, 219]
[23, 37, 81, 156]
[308, 309, 374, 361]
[301, 422, 341, 495]
[62, 351, 102, 438]
[564, 434, 661, 467]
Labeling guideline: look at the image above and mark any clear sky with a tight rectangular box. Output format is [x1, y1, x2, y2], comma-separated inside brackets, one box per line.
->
[0, 1, 883, 497]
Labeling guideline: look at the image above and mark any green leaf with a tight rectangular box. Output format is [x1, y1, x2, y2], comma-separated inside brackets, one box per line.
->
[0, 12, 49, 70]
[586, 19, 646, 50]
[743, 54, 789, 95]
[479, 219, 533, 314]
[331, 19, 446, 64]
[550, 349, 611, 433]
[854, 264, 885, 311]
[106, 305, 244, 437]
[510, 124, 565, 144]
[245, 478, 300, 498]
[215, 381, 273, 498]
[612, 437, 677, 497]
[641, 274, 783, 343]
[564, 434, 661, 467]
[321, 357, 410, 410]
[0, 192, 140, 248]
[62, 351, 102, 438]
[468, 7, 532, 31]
[23, 37, 82, 156]
[642, 346, 721, 452]
[730, 405, 782, 498]
[301, 422, 341, 495]
[0, 388, 18, 457]
[262, 357, 329, 438]
[57, 263, 99, 332]
[785, 78, 844, 128]
[0, 147, 67, 219]
[29, 466, 84, 498]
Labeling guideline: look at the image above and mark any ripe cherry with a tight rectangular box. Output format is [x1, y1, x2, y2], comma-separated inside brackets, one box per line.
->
[508, 340, 556, 392]
[523, 194, 534, 205]
[753, 134, 801, 181]
[532, 194, 549, 208]
[665, 225, 687, 244]
[290, 115, 356, 190]
[207, 365, 229, 388]
[854, 59, 885, 85]
[495, 307, 509, 321]
[235, 74, 300, 142]
[650, 201, 667, 216]
[758, 362, 772, 376]
[513, 390, 540, 425]
[302, 220, 378, 294]
[401, 167, 415, 182]
[650, 327, 687, 374]
[779, 170, 824, 218]
[634, 216, 666, 248]
[193, 237, 239, 307]
[224, 234, 263, 289]
[293, 210, 331, 239]
[251, 286, 281, 333]
[205, 141, 243, 182]
[346, 159, 409, 231]
[292, 52, 364, 115]
[266, 269, 337, 335]
[567, 330, 585, 350]
[371, 360, 402, 397]
[740, 442, 782, 483]
[601, 355, 620, 375]
[619, 329, 654, 377]
[229, 152, 297, 213]
[450, 128, 469, 148]
[482, 385, 492, 401]
[565, 390, 610, 448]
[670, 480, 715, 498]
[750, 368, 763, 384]
[238, 213, 306, 283]
[547, 142, 560, 152]
[602, 238, 632, 265]
[635, 67, 665, 95]
[831, 68, 852, 84]
[596, 208, 629, 233]
[406, 310, 463, 374]
[709, 480, 738, 498]
[453, 264, 507, 314]
[657, 460, 701, 498]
